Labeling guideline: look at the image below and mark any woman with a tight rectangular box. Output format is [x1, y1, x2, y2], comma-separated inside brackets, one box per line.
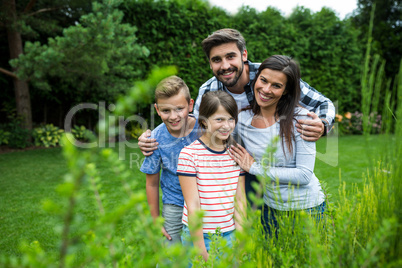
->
[229, 55, 326, 234]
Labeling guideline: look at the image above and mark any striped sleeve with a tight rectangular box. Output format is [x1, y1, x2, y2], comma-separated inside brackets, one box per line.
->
[177, 148, 196, 177]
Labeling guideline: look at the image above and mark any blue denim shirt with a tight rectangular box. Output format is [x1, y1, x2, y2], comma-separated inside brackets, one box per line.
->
[140, 116, 199, 207]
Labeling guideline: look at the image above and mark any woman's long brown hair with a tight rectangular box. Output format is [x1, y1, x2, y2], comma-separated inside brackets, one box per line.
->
[249, 55, 301, 156]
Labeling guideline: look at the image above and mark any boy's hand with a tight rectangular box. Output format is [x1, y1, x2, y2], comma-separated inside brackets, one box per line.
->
[296, 112, 325, 142]
[138, 129, 158, 156]
[162, 226, 172, 240]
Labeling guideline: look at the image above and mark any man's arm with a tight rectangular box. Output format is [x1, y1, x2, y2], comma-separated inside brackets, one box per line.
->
[296, 80, 336, 141]
[296, 112, 326, 141]
[145, 173, 172, 240]
[138, 129, 158, 156]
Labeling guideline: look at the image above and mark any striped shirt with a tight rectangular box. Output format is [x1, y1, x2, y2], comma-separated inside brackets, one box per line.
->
[177, 139, 245, 234]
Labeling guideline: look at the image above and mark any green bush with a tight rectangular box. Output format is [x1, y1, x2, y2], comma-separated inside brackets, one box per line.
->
[119, 0, 229, 111]
[71, 125, 92, 142]
[2, 118, 31, 149]
[0, 103, 31, 148]
[126, 124, 145, 140]
[0, 130, 10, 145]
[336, 111, 382, 135]
[32, 124, 64, 147]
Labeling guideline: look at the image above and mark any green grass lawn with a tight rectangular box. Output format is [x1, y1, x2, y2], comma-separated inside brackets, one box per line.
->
[0, 135, 393, 257]
[315, 134, 394, 201]
[0, 144, 146, 256]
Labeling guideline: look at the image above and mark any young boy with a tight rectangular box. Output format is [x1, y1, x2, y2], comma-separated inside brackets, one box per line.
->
[140, 76, 199, 245]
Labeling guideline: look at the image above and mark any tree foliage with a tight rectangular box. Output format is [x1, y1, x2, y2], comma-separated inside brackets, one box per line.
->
[0, 0, 96, 129]
[11, 0, 150, 104]
[118, 0, 230, 99]
[3, 0, 94, 40]
[352, 0, 402, 77]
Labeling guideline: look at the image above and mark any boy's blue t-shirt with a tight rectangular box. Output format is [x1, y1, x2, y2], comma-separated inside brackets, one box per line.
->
[140, 116, 199, 207]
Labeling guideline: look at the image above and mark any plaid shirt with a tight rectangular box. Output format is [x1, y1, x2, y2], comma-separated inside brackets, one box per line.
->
[193, 60, 335, 134]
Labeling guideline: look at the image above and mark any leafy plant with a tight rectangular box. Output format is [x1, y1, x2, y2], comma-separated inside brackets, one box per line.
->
[71, 125, 92, 142]
[0, 130, 10, 145]
[2, 117, 31, 149]
[126, 124, 145, 140]
[0, 104, 31, 148]
[32, 124, 64, 147]
[10, 0, 150, 106]
[336, 111, 382, 135]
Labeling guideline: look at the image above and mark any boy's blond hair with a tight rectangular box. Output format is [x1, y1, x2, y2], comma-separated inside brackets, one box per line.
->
[155, 76, 191, 103]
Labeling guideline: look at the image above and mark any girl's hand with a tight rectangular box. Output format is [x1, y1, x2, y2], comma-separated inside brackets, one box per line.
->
[201, 251, 209, 262]
[229, 144, 255, 172]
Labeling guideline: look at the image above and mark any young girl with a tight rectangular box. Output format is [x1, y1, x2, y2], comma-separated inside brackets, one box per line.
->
[177, 91, 246, 261]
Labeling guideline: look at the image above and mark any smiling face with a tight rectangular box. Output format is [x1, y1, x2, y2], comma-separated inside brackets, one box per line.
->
[254, 68, 287, 112]
[155, 91, 194, 137]
[201, 105, 236, 145]
[208, 42, 247, 88]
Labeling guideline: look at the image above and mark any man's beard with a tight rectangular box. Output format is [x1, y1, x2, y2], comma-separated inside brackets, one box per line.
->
[216, 61, 244, 88]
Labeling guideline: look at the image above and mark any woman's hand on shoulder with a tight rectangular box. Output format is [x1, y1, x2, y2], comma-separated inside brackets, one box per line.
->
[228, 144, 255, 173]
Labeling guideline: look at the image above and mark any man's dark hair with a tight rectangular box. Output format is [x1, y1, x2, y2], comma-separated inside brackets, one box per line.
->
[201, 28, 246, 59]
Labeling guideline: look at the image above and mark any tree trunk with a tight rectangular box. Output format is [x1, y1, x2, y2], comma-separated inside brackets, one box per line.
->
[4, 0, 32, 130]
